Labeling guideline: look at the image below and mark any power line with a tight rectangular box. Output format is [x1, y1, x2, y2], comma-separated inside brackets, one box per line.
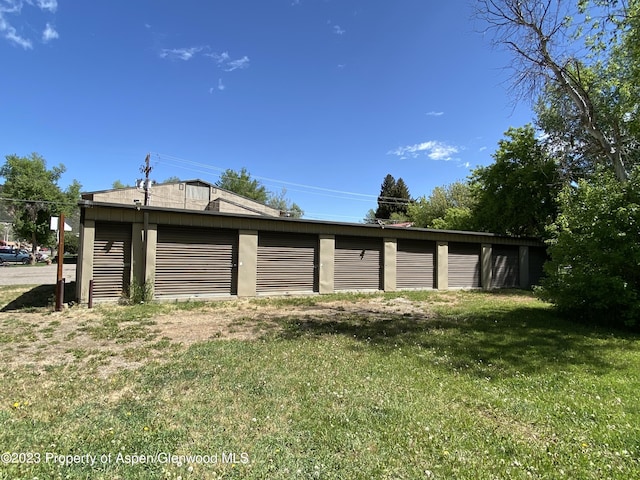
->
[151, 151, 414, 205]
[0, 197, 78, 207]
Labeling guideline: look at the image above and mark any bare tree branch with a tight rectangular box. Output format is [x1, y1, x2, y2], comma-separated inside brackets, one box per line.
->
[477, 0, 629, 181]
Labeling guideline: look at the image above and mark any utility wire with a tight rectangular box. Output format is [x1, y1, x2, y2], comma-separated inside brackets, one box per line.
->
[152, 152, 413, 205]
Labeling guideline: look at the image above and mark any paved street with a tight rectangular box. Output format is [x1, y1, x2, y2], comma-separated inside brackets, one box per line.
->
[0, 264, 77, 286]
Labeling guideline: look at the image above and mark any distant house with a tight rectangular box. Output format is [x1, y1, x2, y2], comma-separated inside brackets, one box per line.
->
[81, 179, 282, 217]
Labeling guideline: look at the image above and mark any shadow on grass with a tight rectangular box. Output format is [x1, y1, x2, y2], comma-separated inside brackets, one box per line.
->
[270, 293, 639, 377]
[1, 282, 76, 311]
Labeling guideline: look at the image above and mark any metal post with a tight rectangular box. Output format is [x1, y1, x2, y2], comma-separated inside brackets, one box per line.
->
[56, 279, 65, 311]
[88, 279, 94, 309]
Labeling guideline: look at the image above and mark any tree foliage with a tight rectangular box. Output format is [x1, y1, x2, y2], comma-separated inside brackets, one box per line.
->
[538, 167, 640, 328]
[470, 125, 561, 237]
[267, 188, 304, 218]
[112, 180, 131, 189]
[373, 174, 411, 221]
[163, 176, 182, 183]
[0, 153, 81, 258]
[406, 181, 475, 230]
[216, 168, 303, 218]
[477, 0, 636, 181]
[216, 167, 269, 203]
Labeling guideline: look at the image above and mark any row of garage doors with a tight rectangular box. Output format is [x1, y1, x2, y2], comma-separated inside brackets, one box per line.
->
[91, 223, 533, 300]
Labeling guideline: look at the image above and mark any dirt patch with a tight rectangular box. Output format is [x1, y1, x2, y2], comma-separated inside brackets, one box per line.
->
[152, 296, 434, 345]
[0, 291, 537, 377]
[0, 308, 157, 377]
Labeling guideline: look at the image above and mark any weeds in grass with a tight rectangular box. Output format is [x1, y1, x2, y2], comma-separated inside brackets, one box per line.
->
[1, 290, 639, 479]
[124, 278, 154, 305]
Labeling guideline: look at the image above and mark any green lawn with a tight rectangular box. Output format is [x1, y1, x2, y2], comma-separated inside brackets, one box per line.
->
[0, 289, 638, 479]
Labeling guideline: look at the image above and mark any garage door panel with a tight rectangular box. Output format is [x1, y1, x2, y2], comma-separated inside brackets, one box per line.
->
[93, 223, 132, 299]
[492, 246, 519, 288]
[397, 239, 435, 289]
[334, 236, 382, 291]
[256, 233, 318, 293]
[528, 247, 547, 286]
[448, 242, 481, 288]
[155, 227, 237, 297]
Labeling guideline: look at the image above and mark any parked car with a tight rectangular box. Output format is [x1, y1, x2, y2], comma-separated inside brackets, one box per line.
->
[36, 251, 50, 262]
[0, 247, 32, 264]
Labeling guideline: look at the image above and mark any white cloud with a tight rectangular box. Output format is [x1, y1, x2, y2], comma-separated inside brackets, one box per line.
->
[224, 55, 249, 71]
[34, 0, 57, 12]
[0, 0, 57, 48]
[0, 1, 23, 15]
[333, 25, 345, 35]
[42, 22, 57, 42]
[0, 14, 32, 48]
[206, 51, 250, 71]
[388, 140, 459, 161]
[159, 46, 203, 61]
[425, 111, 444, 117]
[209, 79, 227, 94]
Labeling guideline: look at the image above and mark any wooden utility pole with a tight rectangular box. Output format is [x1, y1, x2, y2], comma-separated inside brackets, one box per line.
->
[55, 212, 65, 311]
[141, 153, 152, 206]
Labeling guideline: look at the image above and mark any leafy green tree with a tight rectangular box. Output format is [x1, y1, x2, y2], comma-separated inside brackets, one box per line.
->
[363, 208, 377, 224]
[215, 167, 268, 203]
[163, 176, 181, 183]
[0, 153, 81, 261]
[406, 181, 474, 229]
[470, 125, 561, 237]
[112, 180, 131, 189]
[216, 168, 303, 217]
[267, 188, 304, 218]
[430, 207, 475, 231]
[538, 166, 640, 328]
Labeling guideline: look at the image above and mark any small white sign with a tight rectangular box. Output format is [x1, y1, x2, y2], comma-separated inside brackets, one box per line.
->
[50, 217, 72, 231]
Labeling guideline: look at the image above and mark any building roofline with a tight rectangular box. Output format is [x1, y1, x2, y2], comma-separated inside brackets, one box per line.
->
[78, 199, 545, 245]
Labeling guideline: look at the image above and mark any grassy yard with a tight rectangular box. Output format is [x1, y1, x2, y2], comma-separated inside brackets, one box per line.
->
[0, 287, 638, 479]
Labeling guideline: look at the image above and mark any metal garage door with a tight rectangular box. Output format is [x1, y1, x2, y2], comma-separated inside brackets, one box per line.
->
[397, 239, 435, 289]
[334, 236, 382, 291]
[155, 226, 237, 297]
[528, 247, 547, 287]
[93, 222, 132, 299]
[256, 233, 318, 294]
[492, 245, 520, 288]
[448, 242, 481, 288]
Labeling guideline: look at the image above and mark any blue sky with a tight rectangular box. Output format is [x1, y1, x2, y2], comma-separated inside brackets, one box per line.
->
[1, 0, 534, 222]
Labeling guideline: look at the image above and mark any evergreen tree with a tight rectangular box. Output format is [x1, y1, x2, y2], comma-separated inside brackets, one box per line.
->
[374, 174, 396, 220]
[374, 174, 411, 220]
